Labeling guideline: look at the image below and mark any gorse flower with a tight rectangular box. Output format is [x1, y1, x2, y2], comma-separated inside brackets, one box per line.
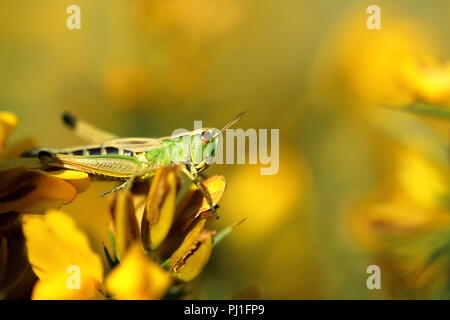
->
[105, 243, 172, 300]
[0, 112, 91, 215]
[0, 111, 91, 299]
[350, 143, 450, 297]
[23, 167, 229, 299]
[401, 58, 450, 105]
[23, 210, 105, 300]
[110, 166, 228, 284]
[309, 8, 450, 298]
[311, 11, 450, 115]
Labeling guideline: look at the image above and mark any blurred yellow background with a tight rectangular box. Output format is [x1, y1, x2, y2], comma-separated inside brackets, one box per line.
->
[2, 0, 450, 299]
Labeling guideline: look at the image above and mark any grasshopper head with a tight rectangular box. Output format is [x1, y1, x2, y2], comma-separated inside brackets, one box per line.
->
[191, 128, 220, 171]
[191, 112, 246, 171]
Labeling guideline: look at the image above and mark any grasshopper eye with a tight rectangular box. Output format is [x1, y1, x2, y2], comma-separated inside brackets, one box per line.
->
[201, 130, 211, 144]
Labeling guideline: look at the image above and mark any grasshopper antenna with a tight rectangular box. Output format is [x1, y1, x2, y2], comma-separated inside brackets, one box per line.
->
[213, 111, 248, 139]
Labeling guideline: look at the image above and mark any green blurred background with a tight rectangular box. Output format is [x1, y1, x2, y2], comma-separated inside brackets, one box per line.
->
[2, 0, 450, 299]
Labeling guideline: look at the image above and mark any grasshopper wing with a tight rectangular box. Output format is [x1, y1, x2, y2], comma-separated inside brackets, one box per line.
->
[105, 137, 164, 153]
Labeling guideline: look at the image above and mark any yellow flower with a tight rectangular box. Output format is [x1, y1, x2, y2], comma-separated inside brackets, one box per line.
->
[351, 147, 450, 250]
[402, 59, 450, 105]
[352, 198, 450, 250]
[395, 149, 447, 209]
[350, 196, 450, 297]
[168, 218, 214, 281]
[23, 209, 174, 300]
[110, 191, 140, 260]
[0, 111, 91, 298]
[127, 166, 228, 281]
[36, 169, 90, 194]
[141, 166, 181, 251]
[23, 210, 104, 299]
[0, 211, 35, 299]
[0, 111, 18, 153]
[349, 146, 450, 296]
[0, 169, 81, 214]
[22, 166, 231, 299]
[106, 244, 172, 300]
[0, 111, 91, 215]
[310, 10, 450, 110]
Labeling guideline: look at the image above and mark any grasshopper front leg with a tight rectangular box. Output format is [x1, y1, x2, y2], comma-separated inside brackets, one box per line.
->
[101, 176, 136, 196]
[181, 164, 219, 219]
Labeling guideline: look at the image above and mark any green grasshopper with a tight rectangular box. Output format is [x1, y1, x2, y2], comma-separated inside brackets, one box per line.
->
[23, 111, 246, 218]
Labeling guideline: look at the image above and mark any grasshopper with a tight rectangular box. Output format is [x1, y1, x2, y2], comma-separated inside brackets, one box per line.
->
[23, 111, 246, 218]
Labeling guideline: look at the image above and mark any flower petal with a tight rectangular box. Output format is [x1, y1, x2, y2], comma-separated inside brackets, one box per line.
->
[178, 175, 226, 215]
[23, 210, 103, 298]
[0, 112, 18, 154]
[110, 191, 139, 259]
[0, 169, 78, 214]
[34, 169, 91, 193]
[0, 212, 36, 299]
[31, 271, 102, 300]
[168, 219, 214, 281]
[141, 166, 180, 251]
[174, 175, 226, 231]
[106, 244, 172, 300]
